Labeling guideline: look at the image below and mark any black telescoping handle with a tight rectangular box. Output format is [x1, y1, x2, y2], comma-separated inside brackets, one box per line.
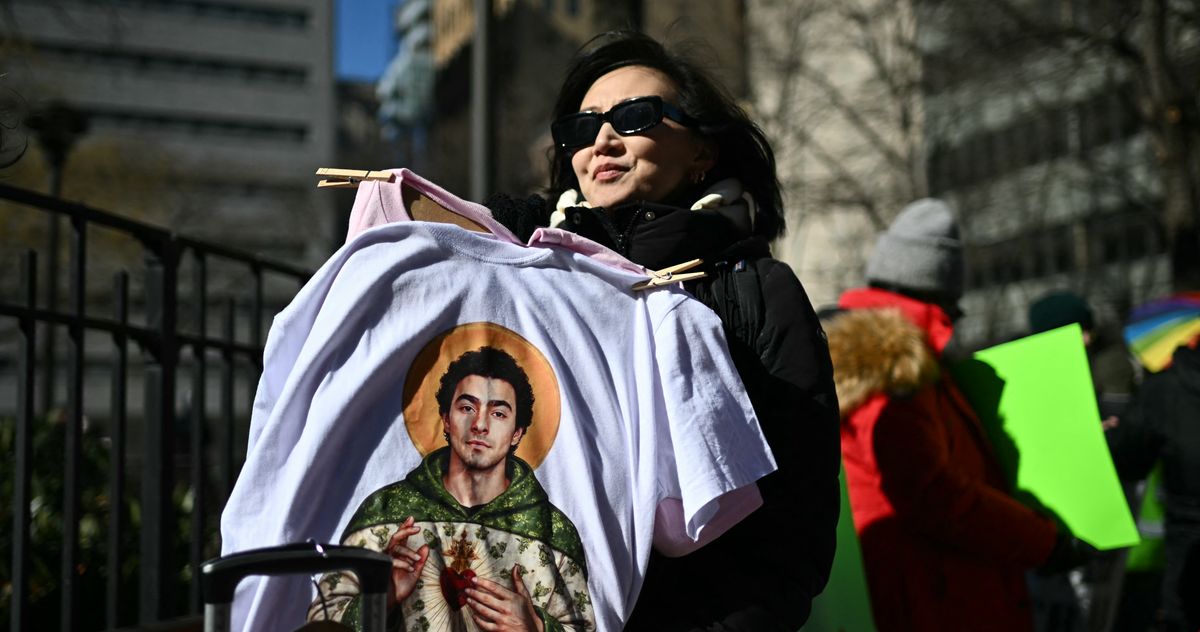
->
[202, 542, 391, 605]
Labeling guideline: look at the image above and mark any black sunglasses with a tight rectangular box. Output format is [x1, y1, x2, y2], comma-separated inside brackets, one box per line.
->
[551, 96, 699, 150]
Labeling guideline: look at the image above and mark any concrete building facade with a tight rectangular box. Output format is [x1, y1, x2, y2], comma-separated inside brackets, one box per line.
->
[746, 0, 1175, 348]
[917, 2, 1172, 347]
[2, 0, 337, 263]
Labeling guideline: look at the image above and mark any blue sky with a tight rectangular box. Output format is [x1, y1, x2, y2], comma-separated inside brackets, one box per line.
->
[336, 0, 400, 82]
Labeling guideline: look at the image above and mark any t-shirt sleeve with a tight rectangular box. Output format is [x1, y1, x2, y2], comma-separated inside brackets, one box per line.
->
[652, 297, 778, 540]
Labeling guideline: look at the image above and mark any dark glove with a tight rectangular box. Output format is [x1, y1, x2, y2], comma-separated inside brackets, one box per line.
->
[1038, 529, 1096, 575]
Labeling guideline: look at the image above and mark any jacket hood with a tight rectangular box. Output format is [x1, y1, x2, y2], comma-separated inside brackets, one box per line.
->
[827, 288, 946, 416]
[343, 448, 588, 572]
[838, 286, 956, 354]
[404, 447, 545, 523]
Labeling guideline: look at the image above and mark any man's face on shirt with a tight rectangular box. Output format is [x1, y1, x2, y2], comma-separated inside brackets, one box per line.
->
[442, 375, 525, 473]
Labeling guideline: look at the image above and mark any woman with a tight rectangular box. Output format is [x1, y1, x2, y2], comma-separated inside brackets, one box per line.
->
[488, 31, 840, 631]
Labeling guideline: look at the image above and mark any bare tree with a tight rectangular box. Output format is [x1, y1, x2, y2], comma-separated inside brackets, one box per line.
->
[748, 0, 1197, 341]
[747, 0, 932, 304]
[924, 0, 1200, 288]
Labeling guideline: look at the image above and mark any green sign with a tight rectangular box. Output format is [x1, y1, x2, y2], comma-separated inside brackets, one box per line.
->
[950, 324, 1139, 550]
[1126, 465, 1165, 571]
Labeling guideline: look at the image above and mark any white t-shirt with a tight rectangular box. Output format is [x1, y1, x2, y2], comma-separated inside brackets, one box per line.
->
[219, 171, 776, 632]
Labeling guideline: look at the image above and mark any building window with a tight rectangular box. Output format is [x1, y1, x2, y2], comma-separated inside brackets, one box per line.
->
[1029, 235, 1048, 278]
[89, 107, 308, 143]
[1101, 229, 1123, 264]
[33, 41, 308, 86]
[1127, 223, 1149, 260]
[968, 247, 991, 289]
[927, 144, 950, 194]
[1117, 93, 1142, 137]
[51, 0, 311, 27]
[1044, 107, 1071, 160]
[1050, 225, 1074, 274]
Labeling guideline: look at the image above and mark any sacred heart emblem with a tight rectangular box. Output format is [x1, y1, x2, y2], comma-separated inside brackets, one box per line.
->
[440, 529, 480, 611]
[439, 567, 476, 611]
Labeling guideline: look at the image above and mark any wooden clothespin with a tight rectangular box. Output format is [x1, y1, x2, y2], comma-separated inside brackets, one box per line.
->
[632, 259, 706, 291]
[315, 167, 394, 188]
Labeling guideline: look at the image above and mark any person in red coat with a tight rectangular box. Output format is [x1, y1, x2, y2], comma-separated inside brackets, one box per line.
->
[824, 198, 1082, 631]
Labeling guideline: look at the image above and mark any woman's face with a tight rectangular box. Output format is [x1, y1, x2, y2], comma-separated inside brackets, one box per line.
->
[570, 66, 714, 209]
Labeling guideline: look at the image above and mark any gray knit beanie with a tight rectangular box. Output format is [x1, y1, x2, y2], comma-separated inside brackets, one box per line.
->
[865, 198, 964, 300]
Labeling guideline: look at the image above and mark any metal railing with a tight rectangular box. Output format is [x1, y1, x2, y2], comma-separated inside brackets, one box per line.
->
[0, 182, 312, 630]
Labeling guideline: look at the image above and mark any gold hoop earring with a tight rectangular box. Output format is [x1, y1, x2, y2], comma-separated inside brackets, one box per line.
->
[692, 171, 707, 184]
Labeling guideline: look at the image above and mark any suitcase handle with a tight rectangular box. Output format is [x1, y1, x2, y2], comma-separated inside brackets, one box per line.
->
[202, 542, 390, 632]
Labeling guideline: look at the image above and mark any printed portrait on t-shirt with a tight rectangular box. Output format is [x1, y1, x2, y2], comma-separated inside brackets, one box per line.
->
[308, 322, 594, 632]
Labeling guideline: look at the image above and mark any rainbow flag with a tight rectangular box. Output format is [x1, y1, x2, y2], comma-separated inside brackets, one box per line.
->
[1124, 292, 1200, 372]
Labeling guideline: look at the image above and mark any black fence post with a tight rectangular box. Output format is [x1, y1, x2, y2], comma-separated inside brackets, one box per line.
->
[140, 243, 179, 625]
[60, 215, 86, 632]
[108, 271, 129, 630]
[220, 298, 236, 502]
[11, 252, 37, 632]
[252, 265, 263, 349]
[42, 214, 59, 416]
[0, 182, 311, 629]
[190, 252, 207, 614]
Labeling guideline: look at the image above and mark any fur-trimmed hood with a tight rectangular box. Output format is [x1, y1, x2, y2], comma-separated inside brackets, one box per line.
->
[825, 303, 941, 417]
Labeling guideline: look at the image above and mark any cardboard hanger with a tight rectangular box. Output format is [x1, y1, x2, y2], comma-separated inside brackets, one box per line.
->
[399, 182, 489, 233]
[316, 167, 489, 233]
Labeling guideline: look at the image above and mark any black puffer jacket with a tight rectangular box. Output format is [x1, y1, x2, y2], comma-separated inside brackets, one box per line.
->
[487, 194, 841, 631]
[1108, 343, 1200, 629]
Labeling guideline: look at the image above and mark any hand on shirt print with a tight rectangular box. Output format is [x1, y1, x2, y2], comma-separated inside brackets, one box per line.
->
[385, 516, 430, 609]
[464, 564, 545, 632]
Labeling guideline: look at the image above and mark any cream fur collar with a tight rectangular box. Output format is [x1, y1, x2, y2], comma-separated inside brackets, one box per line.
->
[550, 178, 757, 230]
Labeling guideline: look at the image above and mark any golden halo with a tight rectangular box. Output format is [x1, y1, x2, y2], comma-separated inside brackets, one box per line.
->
[402, 322, 561, 469]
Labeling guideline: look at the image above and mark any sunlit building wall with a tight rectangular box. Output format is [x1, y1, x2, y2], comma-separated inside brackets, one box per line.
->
[746, 0, 925, 309]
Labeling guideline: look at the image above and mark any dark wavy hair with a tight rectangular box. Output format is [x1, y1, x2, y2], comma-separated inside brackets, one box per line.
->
[549, 30, 785, 240]
[435, 346, 535, 431]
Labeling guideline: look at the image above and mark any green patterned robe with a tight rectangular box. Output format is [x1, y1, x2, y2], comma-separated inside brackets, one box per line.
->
[307, 448, 594, 632]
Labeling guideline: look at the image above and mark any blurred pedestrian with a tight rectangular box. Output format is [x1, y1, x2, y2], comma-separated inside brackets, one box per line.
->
[1104, 232, 1200, 632]
[487, 30, 841, 631]
[1028, 291, 1137, 429]
[1179, 537, 1200, 631]
[1026, 291, 1131, 632]
[1107, 332, 1200, 632]
[825, 198, 1090, 631]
